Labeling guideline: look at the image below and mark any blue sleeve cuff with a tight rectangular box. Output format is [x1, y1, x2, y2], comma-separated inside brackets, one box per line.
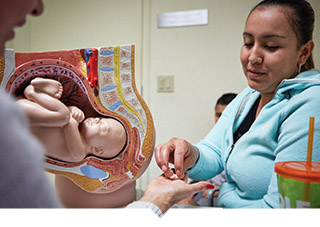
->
[186, 145, 205, 179]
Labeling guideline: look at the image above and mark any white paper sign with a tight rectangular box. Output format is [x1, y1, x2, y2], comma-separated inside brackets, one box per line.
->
[157, 9, 208, 28]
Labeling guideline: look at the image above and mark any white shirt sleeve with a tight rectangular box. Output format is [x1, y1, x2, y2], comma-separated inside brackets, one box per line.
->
[126, 201, 163, 217]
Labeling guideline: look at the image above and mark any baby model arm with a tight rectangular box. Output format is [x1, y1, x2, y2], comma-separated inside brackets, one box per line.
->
[16, 78, 87, 162]
[62, 106, 87, 162]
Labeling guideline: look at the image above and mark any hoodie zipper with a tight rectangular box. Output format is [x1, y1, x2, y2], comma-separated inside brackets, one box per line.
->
[224, 90, 255, 180]
[224, 143, 234, 181]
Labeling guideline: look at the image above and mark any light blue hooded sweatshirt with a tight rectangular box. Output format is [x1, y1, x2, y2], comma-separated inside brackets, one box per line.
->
[187, 69, 320, 208]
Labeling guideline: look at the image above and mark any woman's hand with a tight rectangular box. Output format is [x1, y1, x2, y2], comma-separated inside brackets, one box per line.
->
[140, 173, 214, 214]
[154, 137, 200, 178]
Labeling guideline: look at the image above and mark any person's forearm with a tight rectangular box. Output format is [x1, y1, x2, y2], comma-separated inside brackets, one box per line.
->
[139, 192, 172, 214]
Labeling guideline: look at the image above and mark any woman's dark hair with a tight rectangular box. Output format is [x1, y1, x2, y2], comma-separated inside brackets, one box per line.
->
[249, 0, 315, 72]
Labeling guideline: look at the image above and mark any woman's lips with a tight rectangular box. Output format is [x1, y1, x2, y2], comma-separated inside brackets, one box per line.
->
[7, 30, 15, 40]
[6, 19, 26, 41]
[16, 19, 26, 27]
[247, 69, 266, 78]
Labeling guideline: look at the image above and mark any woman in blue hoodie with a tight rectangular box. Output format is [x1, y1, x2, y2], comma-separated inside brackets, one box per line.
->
[155, 0, 320, 208]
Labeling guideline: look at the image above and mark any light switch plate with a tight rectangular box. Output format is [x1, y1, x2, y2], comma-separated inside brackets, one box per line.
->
[157, 75, 174, 92]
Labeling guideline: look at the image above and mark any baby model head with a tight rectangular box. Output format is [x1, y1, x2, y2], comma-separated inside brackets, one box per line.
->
[80, 117, 127, 159]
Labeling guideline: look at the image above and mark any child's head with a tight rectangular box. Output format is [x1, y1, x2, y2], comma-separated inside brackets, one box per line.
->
[215, 93, 237, 123]
[80, 117, 127, 159]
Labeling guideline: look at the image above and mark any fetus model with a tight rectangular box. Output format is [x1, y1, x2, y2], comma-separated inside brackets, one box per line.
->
[1, 45, 155, 207]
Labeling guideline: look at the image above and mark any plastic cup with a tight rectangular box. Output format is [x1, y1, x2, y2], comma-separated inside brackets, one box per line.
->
[274, 161, 320, 208]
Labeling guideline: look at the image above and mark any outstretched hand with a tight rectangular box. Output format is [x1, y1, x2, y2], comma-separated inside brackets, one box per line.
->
[154, 137, 200, 178]
[139, 173, 214, 214]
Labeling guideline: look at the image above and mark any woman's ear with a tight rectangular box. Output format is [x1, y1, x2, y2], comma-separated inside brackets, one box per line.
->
[298, 40, 314, 65]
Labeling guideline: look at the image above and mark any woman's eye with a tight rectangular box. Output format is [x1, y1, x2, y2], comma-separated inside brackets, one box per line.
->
[244, 43, 253, 48]
[266, 46, 279, 51]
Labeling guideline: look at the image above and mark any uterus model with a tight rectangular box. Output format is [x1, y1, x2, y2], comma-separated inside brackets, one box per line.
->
[0, 45, 155, 207]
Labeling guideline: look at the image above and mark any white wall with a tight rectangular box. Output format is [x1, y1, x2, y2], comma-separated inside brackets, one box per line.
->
[7, 0, 320, 192]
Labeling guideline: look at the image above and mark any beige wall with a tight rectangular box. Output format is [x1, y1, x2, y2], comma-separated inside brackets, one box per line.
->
[8, 0, 145, 88]
[7, 0, 320, 191]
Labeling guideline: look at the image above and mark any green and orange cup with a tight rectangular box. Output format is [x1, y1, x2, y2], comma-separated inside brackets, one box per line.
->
[275, 161, 320, 208]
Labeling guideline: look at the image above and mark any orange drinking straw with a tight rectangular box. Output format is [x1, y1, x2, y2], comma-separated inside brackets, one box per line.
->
[304, 117, 315, 202]
[307, 117, 315, 166]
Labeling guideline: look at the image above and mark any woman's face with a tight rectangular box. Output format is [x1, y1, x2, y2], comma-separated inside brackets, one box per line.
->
[0, 0, 43, 55]
[240, 6, 302, 96]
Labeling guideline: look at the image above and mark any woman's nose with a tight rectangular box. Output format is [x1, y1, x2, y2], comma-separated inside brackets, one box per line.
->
[248, 46, 263, 65]
[30, 0, 44, 16]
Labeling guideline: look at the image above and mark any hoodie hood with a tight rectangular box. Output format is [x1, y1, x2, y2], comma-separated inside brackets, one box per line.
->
[274, 69, 320, 99]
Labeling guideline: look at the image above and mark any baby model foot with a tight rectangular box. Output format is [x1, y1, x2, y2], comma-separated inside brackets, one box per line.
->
[31, 77, 63, 99]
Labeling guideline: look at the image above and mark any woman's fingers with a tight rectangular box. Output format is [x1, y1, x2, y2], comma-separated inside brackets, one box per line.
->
[154, 139, 177, 172]
[154, 144, 169, 172]
[173, 144, 187, 177]
[154, 137, 190, 178]
[189, 181, 215, 195]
